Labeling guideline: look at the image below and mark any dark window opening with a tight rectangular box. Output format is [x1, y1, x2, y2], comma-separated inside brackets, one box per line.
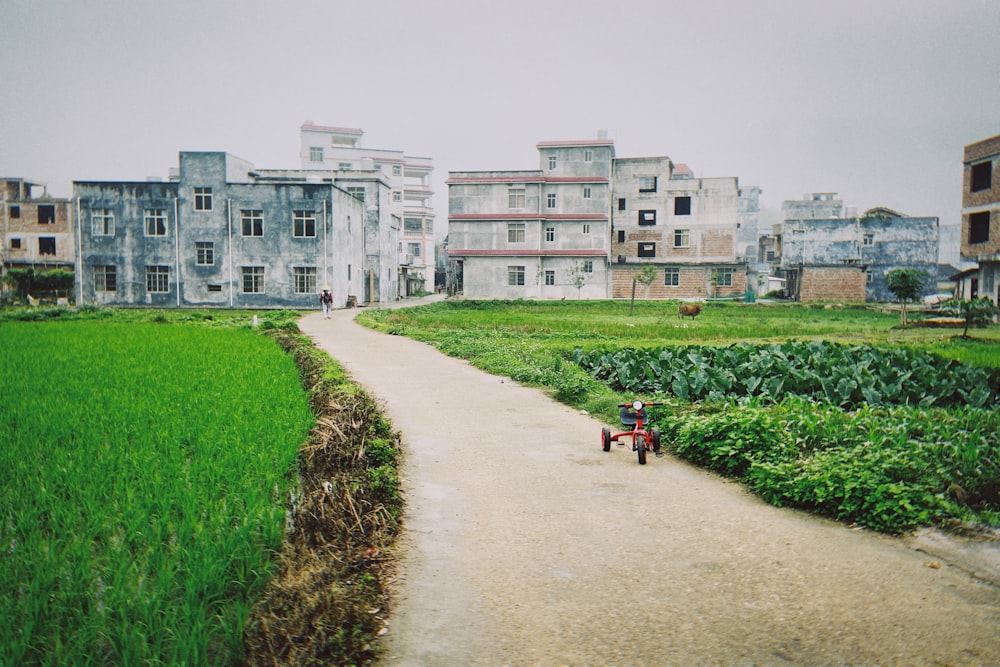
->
[10, 238, 21, 249]
[638, 242, 656, 258]
[617, 230, 625, 243]
[674, 196, 692, 215]
[618, 198, 626, 211]
[10, 205, 20, 218]
[638, 210, 656, 226]
[38, 205, 56, 224]
[971, 161, 992, 193]
[207, 284, 223, 292]
[38, 237, 56, 255]
[969, 211, 990, 244]
[639, 176, 657, 193]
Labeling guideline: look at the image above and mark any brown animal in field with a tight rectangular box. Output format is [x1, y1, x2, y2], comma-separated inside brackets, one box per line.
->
[678, 302, 702, 320]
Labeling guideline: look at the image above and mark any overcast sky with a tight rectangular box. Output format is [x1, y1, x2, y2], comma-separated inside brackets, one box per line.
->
[2, 0, 998, 259]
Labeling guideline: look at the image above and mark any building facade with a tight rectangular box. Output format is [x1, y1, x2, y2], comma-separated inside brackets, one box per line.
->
[1, 178, 75, 277]
[300, 123, 435, 295]
[779, 194, 940, 302]
[74, 152, 372, 309]
[961, 134, 1000, 304]
[447, 139, 613, 299]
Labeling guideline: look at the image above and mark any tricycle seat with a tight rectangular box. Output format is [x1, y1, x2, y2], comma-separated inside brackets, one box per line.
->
[619, 407, 647, 427]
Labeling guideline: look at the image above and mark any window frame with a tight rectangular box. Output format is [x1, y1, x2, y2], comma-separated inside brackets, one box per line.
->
[38, 237, 56, 255]
[664, 267, 680, 286]
[544, 270, 555, 286]
[144, 208, 167, 237]
[582, 260, 594, 273]
[638, 242, 656, 258]
[673, 229, 690, 248]
[94, 265, 117, 292]
[145, 265, 170, 293]
[38, 204, 56, 224]
[674, 196, 692, 216]
[638, 176, 657, 193]
[92, 208, 115, 236]
[545, 226, 555, 242]
[194, 187, 213, 211]
[583, 186, 592, 199]
[507, 265, 526, 286]
[241, 209, 263, 237]
[309, 146, 324, 162]
[548, 155, 557, 170]
[195, 241, 215, 265]
[293, 209, 317, 238]
[508, 186, 526, 209]
[241, 266, 265, 294]
[638, 210, 657, 226]
[293, 266, 317, 294]
[546, 193, 557, 209]
[507, 222, 525, 243]
[714, 268, 734, 287]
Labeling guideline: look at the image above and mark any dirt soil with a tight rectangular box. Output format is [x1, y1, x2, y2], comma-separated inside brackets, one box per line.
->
[299, 300, 1000, 666]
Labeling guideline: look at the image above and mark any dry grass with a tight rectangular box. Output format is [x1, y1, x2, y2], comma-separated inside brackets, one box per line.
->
[243, 330, 401, 666]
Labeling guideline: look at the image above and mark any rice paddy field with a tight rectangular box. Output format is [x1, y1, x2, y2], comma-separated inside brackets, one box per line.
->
[0, 319, 313, 665]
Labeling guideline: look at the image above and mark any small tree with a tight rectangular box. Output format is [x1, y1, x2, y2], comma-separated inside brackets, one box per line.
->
[636, 264, 657, 299]
[569, 262, 588, 298]
[885, 268, 928, 327]
[942, 297, 998, 338]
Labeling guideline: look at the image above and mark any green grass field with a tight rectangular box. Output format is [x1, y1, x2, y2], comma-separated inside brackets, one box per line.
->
[0, 320, 313, 664]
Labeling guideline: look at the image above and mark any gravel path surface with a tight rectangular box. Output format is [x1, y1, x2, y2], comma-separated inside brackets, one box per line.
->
[299, 304, 1000, 666]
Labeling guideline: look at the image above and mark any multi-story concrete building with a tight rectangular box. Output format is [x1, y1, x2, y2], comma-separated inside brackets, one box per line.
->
[778, 194, 939, 302]
[1, 178, 75, 278]
[961, 134, 1000, 304]
[610, 158, 748, 299]
[447, 139, 613, 299]
[74, 151, 383, 309]
[300, 122, 434, 295]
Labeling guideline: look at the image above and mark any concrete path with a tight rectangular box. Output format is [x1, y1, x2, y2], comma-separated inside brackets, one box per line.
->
[299, 303, 1000, 666]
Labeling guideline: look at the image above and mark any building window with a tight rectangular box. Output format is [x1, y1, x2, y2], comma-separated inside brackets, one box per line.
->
[392, 165, 402, 176]
[582, 260, 594, 273]
[92, 208, 115, 236]
[508, 187, 525, 209]
[664, 267, 680, 286]
[584, 150, 593, 162]
[10, 205, 20, 218]
[408, 242, 421, 257]
[10, 238, 21, 249]
[617, 230, 625, 243]
[241, 209, 263, 236]
[196, 241, 214, 265]
[638, 210, 657, 226]
[969, 211, 990, 244]
[863, 233, 874, 246]
[545, 270, 555, 286]
[971, 161, 992, 192]
[674, 196, 692, 215]
[242, 266, 264, 294]
[508, 265, 525, 286]
[404, 217, 422, 233]
[547, 193, 557, 209]
[146, 266, 169, 293]
[766, 250, 776, 261]
[194, 187, 213, 211]
[346, 186, 365, 202]
[582, 223, 591, 234]
[548, 155, 557, 170]
[207, 284, 222, 292]
[508, 222, 525, 243]
[339, 162, 353, 170]
[38, 237, 56, 255]
[639, 176, 657, 193]
[545, 226, 555, 242]
[618, 198, 626, 211]
[583, 186, 592, 199]
[293, 210, 317, 238]
[866, 268, 874, 284]
[310, 146, 324, 162]
[392, 191, 402, 202]
[674, 229, 690, 248]
[144, 209, 167, 236]
[714, 268, 734, 287]
[38, 205, 56, 224]
[638, 242, 656, 258]
[94, 265, 117, 292]
[294, 267, 317, 294]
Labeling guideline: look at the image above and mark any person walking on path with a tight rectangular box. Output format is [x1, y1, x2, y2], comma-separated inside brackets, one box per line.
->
[319, 286, 333, 319]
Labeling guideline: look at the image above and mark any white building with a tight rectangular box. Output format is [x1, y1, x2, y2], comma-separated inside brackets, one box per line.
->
[300, 123, 435, 295]
[447, 139, 614, 299]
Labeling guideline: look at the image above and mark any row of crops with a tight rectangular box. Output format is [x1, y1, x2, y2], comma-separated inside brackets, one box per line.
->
[574, 341, 1000, 532]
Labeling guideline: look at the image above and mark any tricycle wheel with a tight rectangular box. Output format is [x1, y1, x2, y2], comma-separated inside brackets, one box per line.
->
[651, 427, 661, 453]
[635, 434, 646, 465]
[601, 427, 611, 452]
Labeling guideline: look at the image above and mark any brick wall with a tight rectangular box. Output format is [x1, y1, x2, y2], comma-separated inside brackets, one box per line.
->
[799, 266, 866, 302]
[610, 265, 747, 299]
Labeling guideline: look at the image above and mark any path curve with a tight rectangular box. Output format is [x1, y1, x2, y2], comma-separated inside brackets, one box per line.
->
[299, 304, 1000, 666]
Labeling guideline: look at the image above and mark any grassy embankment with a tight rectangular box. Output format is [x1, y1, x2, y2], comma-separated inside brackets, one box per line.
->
[359, 299, 1000, 533]
[0, 307, 400, 665]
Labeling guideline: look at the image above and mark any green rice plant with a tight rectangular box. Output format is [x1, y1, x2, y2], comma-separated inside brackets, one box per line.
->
[0, 321, 313, 665]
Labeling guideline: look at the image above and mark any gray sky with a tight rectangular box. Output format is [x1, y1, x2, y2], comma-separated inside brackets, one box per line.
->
[2, 0, 998, 258]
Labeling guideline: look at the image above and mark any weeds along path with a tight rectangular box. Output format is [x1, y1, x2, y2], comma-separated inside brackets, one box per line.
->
[299, 304, 1000, 666]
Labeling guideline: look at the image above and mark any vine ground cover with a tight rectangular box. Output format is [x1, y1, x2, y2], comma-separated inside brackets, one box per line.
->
[359, 299, 1000, 533]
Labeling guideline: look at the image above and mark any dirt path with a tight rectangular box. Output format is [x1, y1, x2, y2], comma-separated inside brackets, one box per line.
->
[299, 304, 1000, 666]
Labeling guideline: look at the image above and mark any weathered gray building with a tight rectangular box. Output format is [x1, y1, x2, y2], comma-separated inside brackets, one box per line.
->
[779, 195, 939, 302]
[74, 152, 378, 309]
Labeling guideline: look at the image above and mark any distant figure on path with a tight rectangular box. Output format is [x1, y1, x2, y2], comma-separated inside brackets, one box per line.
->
[320, 286, 333, 318]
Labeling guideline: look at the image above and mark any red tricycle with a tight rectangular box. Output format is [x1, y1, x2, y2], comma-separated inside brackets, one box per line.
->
[601, 400, 662, 465]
